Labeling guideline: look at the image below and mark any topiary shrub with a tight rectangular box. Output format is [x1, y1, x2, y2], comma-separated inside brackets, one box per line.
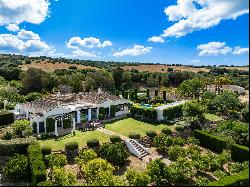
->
[41, 145, 52, 156]
[0, 110, 14, 127]
[87, 139, 100, 148]
[129, 133, 141, 139]
[110, 135, 122, 143]
[65, 141, 79, 160]
[231, 144, 249, 163]
[40, 132, 49, 140]
[146, 130, 157, 138]
[161, 127, 172, 135]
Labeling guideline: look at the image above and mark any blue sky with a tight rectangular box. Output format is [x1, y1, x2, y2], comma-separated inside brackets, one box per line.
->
[0, 0, 249, 65]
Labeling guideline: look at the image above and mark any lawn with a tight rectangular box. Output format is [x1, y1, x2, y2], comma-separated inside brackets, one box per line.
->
[38, 130, 110, 151]
[204, 113, 223, 122]
[105, 118, 173, 137]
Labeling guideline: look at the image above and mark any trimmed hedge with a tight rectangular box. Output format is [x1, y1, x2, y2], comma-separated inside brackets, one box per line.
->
[130, 105, 157, 121]
[129, 133, 141, 139]
[28, 144, 47, 185]
[41, 146, 52, 156]
[146, 130, 157, 138]
[193, 130, 229, 153]
[110, 135, 122, 143]
[0, 110, 14, 127]
[231, 144, 249, 163]
[65, 141, 78, 152]
[208, 168, 249, 186]
[161, 127, 172, 135]
[87, 139, 100, 148]
[0, 137, 36, 156]
[110, 105, 118, 118]
[163, 104, 183, 120]
[99, 107, 105, 118]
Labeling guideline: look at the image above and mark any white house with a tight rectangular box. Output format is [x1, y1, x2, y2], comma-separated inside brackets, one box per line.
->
[13, 90, 130, 136]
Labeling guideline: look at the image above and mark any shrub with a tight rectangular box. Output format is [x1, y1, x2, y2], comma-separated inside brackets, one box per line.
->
[0, 137, 36, 156]
[12, 119, 32, 138]
[40, 132, 49, 140]
[161, 127, 172, 135]
[110, 105, 118, 118]
[175, 125, 187, 132]
[241, 104, 249, 122]
[65, 141, 78, 152]
[110, 135, 122, 143]
[231, 144, 249, 163]
[37, 181, 53, 186]
[98, 114, 104, 120]
[125, 169, 150, 186]
[75, 149, 97, 165]
[63, 119, 71, 129]
[41, 145, 52, 156]
[2, 154, 29, 181]
[0, 109, 14, 127]
[99, 143, 129, 166]
[163, 104, 183, 120]
[50, 167, 76, 186]
[194, 130, 229, 153]
[87, 139, 100, 148]
[130, 105, 157, 121]
[129, 133, 141, 139]
[146, 130, 157, 138]
[45, 154, 67, 168]
[167, 145, 186, 161]
[28, 144, 47, 185]
[3, 130, 13, 140]
[208, 169, 249, 186]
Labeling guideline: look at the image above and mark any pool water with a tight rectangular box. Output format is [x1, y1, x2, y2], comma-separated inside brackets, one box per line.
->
[141, 103, 153, 108]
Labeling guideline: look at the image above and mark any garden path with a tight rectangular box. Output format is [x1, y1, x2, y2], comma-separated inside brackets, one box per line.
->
[97, 127, 128, 140]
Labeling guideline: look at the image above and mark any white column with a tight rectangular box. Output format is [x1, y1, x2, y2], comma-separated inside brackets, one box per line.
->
[96, 108, 99, 117]
[55, 120, 58, 136]
[77, 110, 81, 123]
[26, 110, 29, 119]
[61, 120, 64, 129]
[72, 118, 76, 131]
[30, 119, 33, 128]
[36, 122, 39, 134]
[88, 108, 92, 121]
[44, 118, 47, 133]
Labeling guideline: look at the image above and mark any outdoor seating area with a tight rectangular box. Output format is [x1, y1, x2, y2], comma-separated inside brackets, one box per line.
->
[78, 120, 104, 131]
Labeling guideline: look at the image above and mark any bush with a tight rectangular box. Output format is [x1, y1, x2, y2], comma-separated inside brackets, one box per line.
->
[167, 145, 186, 161]
[41, 145, 52, 156]
[99, 143, 129, 166]
[110, 105, 118, 118]
[37, 181, 53, 186]
[125, 169, 150, 186]
[45, 154, 67, 168]
[3, 130, 13, 140]
[161, 127, 172, 135]
[0, 137, 36, 156]
[175, 125, 187, 132]
[28, 144, 47, 185]
[65, 142, 79, 152]
[208, 168, 249, 186]
[2, 154, 30, 182]
[40, 132, 49, 140]
[87, 139, 100, 148]
[241, 104, 249, 122]
[0, 109, 14, 127]
[146, 130, 157, 138]
[163, 104, 183, 120]
[75, 149, 97, 165]
[110, 135, 122, 143]
[12, 119, 32, 138]
[194, 130, 229, 153]
[129, 133, 141, 139]
[231, 144, 249, 163]
[98, 114, 104, 120]
[130, 104, 157, 121]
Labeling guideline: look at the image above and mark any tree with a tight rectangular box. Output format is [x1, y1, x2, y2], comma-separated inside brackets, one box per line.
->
[12, 119, 32, 138]
[183, 100, 205, 119]
[25, 92, 43, 102]
[112, 67, 124, 90]
[125, 169, 151, 186]
[178, 78, 205, 98]
[146, 158, 168, 186]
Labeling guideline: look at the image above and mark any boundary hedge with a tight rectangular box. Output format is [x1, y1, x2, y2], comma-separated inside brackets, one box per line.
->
[163, 104, 183, 120]
[28, 144, 47, 185]
[208, 168, 249, 186]
[130, 105, 157, 121]
[0, 137, 36, 156]
[0, 110, 14, 127]
[231, 144, 249, 163]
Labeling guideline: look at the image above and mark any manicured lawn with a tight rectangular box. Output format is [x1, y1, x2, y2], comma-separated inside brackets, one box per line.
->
[105, 118, 174, 137]
[38, 130, 110, 151]
[204, 113, 222, 122]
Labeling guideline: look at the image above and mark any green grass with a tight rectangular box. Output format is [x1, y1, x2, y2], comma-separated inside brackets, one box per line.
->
[38, 130, 110, 151]
[204, 113, 222, 122]
[105, 118, 174, 137]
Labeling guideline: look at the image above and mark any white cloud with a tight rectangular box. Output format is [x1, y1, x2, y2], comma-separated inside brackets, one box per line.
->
[148, 36, 165, 43]
[5, 23, 19, 32]
[0, 0, 50, 26]
[67, 37, 112, 49]
[17, 29, 40, 40]
[0, 34, 25, 51]
[190, 59, 201, 63]
[157, 0, 249, 38]
[72, 49, 97, 58]
[233, 46, 249, 55]
[113, 45, 152, 57]
[197, 42, 232, 56]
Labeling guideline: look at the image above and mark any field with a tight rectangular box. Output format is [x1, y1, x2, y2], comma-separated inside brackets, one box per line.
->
[38, 130, 110, 151]
[122, 64, 210, 73]
[20, 62, 99, 72]
[105, 118, 174, 137]
[221, 66, 249, 71]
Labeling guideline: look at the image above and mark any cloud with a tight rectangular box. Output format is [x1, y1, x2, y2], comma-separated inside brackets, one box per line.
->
[5, 23, 19, 32]
[17, 29, 40, 40]
[148, 36, 165, 43]
[190, 59, 201, 63]
[0, 0, 50, 26]
[197, 42, 232, 56]
[113, 45, 152, 57]
[72, 49, 97, 58]
[151, 0, 248, 39]
[67, 37, 112, 49]
[233, 46, 249, 55]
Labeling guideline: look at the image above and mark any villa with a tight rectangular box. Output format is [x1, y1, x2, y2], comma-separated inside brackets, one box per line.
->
[13, 89, 130, 136]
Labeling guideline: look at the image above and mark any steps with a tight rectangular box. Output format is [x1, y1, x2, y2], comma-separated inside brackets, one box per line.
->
[125, 139, 149, 158]
[139, 137, 152, 148]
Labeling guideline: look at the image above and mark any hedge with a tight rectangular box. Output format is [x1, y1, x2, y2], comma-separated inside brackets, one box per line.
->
[146, 130, 157, 138]
[46, 118, 55, 133]
[0, 137, 36, 156]
[193, 130, 229, 153]
[130, 105, 157, 121]
[65, 141, 79, 152]
[0, 110, 14, 127]
[110, 105, 118, 118]
[231, 144, 249, 163]
[110, 135, 122, 143]
[208, 168, 249, 186]
[28, 144, 47, 185]
[163, 104, 183, 120]
[87, 139, 100, 148]
[124, 91, 129, 99]
[63, 119, 71, 129]
[129, 133, 141, 139]
[163, 91, 167, 101]
[99, 107, 105, 117]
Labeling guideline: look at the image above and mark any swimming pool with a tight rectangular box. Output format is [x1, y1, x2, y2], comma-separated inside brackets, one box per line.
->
[140, 103, 153, 108]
